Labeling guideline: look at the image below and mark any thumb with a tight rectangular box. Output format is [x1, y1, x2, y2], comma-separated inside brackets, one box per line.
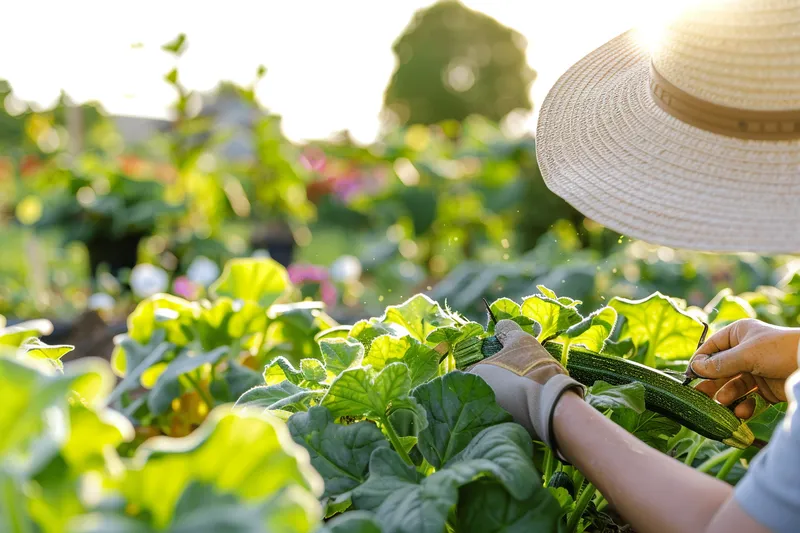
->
[690, 346, 754, 379]
[495, 319, 524, 344]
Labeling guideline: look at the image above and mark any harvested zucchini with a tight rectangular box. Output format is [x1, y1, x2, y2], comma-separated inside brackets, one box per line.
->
[458, 337, 754, 449]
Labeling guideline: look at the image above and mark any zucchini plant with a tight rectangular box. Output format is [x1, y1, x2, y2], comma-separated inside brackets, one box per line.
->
[235, 287, 787, 533]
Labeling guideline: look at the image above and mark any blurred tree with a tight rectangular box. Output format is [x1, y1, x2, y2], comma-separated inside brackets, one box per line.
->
[384, 0, 535, 126]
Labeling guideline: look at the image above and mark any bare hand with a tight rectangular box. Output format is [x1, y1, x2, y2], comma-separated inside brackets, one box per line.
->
[689, 319, 799, 418]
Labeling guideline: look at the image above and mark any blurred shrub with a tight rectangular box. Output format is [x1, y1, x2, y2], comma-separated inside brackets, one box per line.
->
[384, 0, 535, 126]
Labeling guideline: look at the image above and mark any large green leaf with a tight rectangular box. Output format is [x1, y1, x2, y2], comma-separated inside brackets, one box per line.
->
[704, 289, 756, 329]
[747, 399, 787, 442]
[484, 299, 538, 335]
[264, 356, 328, 388]
[365, 336, 439, 388]
[235, 382, 324, 412]
[585, 381, 645, 414]
[611, 410, 681, 452]
[320, 339, 364, 377]
[381, 295, 455, 343]
[557, 307, 617, 352]
[210, 362, 263, 404]
[99, 407, 323, 531]
[411, 372, 511, 468]
[520, 293, 582, 342]
[209, 258, 290, 308]
[456, 479, 564, 533]
[322, 363, 412, 420]
[610, 292, 705, 367]
[321, 511, 382, 533]
[288, 406, 389, 497]
[106, 332, 172, 406]
[126, 294, 196, 347]
[194, 298, 267, 351]
[0, 319, 54, 348]
[352, 424, 538, 533]
[349, 320, 396, 352]
[148, 347, 228, 416]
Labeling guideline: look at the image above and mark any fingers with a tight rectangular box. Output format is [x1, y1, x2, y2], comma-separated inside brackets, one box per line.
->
[734, 397, 756, 419]
[694, 377, 728, 399]
[714, 374, 757, 405]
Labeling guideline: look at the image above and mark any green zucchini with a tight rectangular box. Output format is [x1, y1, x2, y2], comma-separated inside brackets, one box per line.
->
[459, 337, 754, 449]
[547, 471, 576, 497]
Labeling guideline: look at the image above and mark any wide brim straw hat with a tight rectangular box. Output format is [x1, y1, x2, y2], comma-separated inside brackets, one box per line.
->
[536, 0, 800, 254]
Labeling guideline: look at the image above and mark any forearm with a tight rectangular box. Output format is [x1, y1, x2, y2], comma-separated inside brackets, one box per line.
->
[553, 393, 734, 533]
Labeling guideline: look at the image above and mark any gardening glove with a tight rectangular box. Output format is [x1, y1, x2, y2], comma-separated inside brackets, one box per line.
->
[689, 318, 800, 418]
[468, 319, 584, 459]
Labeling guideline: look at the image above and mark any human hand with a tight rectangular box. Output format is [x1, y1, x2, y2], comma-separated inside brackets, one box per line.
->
[468, 319, 584, 456]
[689, 318, 800, 418]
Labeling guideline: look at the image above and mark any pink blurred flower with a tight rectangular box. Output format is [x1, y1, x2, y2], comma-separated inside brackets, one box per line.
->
[288, 263, 338, 307]
[173, 276, 200, 300]
[300, 147, 327, 172]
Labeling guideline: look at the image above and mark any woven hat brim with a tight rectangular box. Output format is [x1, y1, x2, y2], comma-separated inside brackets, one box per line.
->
[537, 30, 800, 255]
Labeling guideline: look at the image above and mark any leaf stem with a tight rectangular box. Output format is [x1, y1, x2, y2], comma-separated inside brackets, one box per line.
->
[566, 482, 597, 533]
[716, 448, 745, 481]
[381, 416, 414, 466]
[696, 447, 738, 474]
[543, 449, 555, 483]
[560, 341, 571, 367]
[185, 372, 215, 411]
[571, 470, 585, 495]
[684, 437, 707, 466]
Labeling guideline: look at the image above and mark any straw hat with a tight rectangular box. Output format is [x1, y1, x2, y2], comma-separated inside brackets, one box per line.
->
[536, 0, 800, 254]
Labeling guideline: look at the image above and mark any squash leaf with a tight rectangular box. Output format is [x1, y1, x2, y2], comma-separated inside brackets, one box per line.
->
[209, 258, 291, 308]
[148, 346, 228, 415]
[747, 398, 787, 442]
[321, 363, 419, 424]
[558, 307, 617, 352]
[0, 319, 54, 350]
[585, 381, 646, 414]
[352, 424, 538, 533]
[520, 291, 582, 342]
[381, 294, 455, 343]
[456, 479, 564, 533]
[235, 382, 324, 412]
[288, 406, 389, 498]
[704, 289, 756, 329]
[320, 339, 364, 377]
[194, 298, 267, 351]
[321, 511, 382, 533]
[411, 372, 511, 468]
[610, 292, 705, 367]
[365, 336, 438, 388]
[87, 407, 323, 532]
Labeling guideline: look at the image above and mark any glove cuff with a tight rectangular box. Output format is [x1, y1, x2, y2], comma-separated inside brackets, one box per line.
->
[537, 374, 585, 462]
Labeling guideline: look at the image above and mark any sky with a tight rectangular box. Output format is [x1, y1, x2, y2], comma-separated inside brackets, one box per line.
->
[0, 0, 664, 143]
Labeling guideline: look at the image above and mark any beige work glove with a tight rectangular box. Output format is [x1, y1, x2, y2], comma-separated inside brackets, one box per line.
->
[468, 319, 585, 459]
[689, 318, 800, 418]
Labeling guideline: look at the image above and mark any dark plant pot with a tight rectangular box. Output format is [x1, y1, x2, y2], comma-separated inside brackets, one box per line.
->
[86, 232, 147, 275]
[251, 222, 296, 267]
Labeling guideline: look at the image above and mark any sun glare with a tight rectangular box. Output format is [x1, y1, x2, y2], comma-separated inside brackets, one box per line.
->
[634, 0, 713, 52]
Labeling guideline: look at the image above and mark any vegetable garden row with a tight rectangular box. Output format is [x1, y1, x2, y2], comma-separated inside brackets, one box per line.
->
[1, 256, 789, 533]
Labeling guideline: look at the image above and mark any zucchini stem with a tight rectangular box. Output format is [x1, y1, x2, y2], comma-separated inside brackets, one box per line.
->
[684, 437, 707, 466]
[185, 372, 214, 411]
[566, 482, 597, 533]
[696, 447, 738, 474]
[560, 341, 571, 367]
[543, 449, 555, 484]
[381, 416, 414, 466]
[716, 448, 745, 481]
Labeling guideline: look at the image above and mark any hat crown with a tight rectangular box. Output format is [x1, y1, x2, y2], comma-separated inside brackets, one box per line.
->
[652, 0, 800, 111]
